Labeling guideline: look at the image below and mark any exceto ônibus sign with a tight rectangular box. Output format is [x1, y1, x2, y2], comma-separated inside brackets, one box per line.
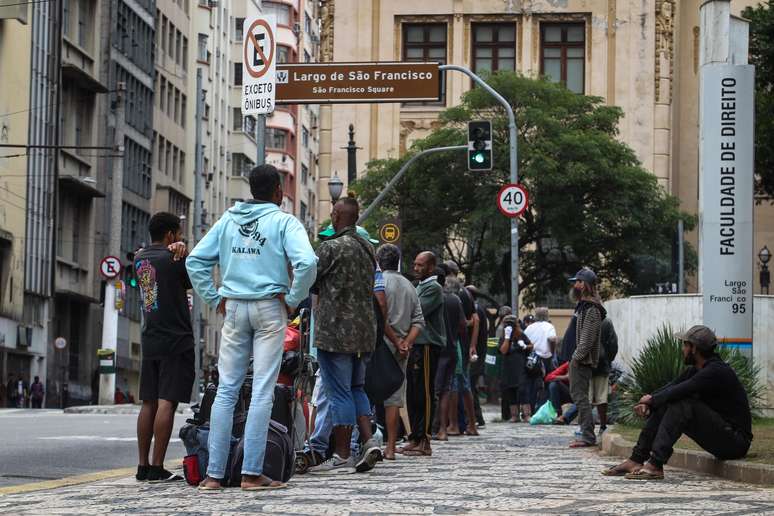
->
[699, 63, 755, 350]
[276, 62, 441, 104]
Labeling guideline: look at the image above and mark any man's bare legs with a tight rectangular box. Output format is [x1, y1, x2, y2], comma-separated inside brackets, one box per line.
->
[137, 400, 158, 466]
[151, 400, 178, 466]
[385, 406, 400, 459]
[447, 391, 461, 435]
[462, 391, 478, 435]
[436, 392, 450, 440]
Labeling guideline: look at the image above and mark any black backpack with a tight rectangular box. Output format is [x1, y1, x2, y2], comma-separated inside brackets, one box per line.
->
[601, 318, 618, 364]
[226, 420, 295, 486]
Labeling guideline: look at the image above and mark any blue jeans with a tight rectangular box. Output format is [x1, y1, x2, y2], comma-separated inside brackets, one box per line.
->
[548, 380, 578, 423]
[207, 299, 286, 479]
[316, 350, 371, 427]
[308, 375, 360, 456]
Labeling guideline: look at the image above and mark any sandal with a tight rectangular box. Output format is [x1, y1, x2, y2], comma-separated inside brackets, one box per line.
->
[402, 448, 432, 457]
[569, 440, 596, 448]
[601, 465, 632, 477]
[242, 481, 287, 491]
[625, 469, 664, 481]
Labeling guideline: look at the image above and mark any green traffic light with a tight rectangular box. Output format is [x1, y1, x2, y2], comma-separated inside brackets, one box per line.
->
[130, 278, 137, 288]
[473, 152, 485, 164]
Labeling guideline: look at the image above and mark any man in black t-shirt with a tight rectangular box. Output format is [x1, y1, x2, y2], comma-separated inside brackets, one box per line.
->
[134, 212, 194, 483]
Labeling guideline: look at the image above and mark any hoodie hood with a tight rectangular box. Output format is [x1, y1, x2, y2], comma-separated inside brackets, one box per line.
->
[227, 201, 279, 225]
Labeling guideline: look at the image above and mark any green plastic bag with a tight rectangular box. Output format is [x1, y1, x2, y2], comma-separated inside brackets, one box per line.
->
[529, 400, 557, 425]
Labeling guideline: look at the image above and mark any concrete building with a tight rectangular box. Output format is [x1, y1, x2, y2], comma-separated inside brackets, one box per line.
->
[315, 0, 774, 300]
[0, 3, 40, 405]
[192, 0, 235, 375]
[88, 0, 157, 401]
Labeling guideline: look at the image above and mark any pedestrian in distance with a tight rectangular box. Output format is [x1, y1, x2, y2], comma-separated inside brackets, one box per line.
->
[567, 267, 606, 448]
[187, 164, 317, 491]
[306, 197, 382, 475]
[6, 373, 16, 408]
[133, 212, 194, 482]
[375, 243, 424, 460]
[433, 266, 464, 441]
[15, 375, 28, 408]
[603, 325, 752, 480]
[30, 376, 44, 408]
[398, 251, 447, 457]
[499, 315, 533, 423]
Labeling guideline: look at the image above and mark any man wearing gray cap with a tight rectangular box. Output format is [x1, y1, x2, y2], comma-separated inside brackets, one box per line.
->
[603, 325, 752, 480]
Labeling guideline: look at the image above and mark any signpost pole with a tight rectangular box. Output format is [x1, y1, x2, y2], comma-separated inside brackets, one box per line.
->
[440, 65, 519, 312]
[256, 115, 265, 166]
[192, 68, 204, 402]
[98, 83, 126, 406]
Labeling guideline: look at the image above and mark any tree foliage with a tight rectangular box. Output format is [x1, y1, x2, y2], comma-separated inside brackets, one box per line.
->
[354, 73, 695, 305]
[744, 1, 774, 201]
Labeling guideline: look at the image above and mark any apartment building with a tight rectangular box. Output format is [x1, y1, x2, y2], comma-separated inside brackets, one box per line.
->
[192, 0, 234, 375]
[316, 0, 774, 298]
[0, 3, 41, 399]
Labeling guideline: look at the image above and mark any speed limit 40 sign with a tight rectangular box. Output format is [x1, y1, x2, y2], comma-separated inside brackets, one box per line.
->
[497, 184, 528, 218]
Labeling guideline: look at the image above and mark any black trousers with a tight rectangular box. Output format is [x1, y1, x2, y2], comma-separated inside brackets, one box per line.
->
[470, 372, 485, 425]
[406, 344, 440, 443]
[631, 398, 751, 467]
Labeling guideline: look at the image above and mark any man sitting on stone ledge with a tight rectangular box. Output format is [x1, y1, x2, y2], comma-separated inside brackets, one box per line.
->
[603, 325, 753, 481]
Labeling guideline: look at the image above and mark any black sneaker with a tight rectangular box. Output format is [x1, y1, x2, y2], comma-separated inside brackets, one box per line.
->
[147, 466, 184, 482]
[136, 465, 149, 481]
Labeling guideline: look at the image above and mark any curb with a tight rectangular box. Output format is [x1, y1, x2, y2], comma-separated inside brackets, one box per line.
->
[63, 404, 191, 415]
[0, 459, 182, 497]
[600, 430, 774, 485]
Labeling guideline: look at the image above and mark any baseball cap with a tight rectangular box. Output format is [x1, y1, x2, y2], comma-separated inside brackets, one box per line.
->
[318, 224, 379, 245]
[569, 267, 598, 285]
[675, 325, 717, 352]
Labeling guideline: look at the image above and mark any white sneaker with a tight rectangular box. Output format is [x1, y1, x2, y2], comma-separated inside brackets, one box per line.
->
[308, 454, 356, 475]
[355, 439, 382, 473]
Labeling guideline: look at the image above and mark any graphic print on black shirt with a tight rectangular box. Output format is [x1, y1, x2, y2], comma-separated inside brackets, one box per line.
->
[134, 245, 194, 358]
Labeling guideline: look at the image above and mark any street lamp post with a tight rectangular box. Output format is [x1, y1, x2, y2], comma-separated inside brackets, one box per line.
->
[759, 245, 771, 294]
[328, 172, 344, 204]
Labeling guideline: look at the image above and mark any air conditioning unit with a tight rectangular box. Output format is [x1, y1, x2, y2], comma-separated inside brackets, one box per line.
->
[293, 22, 301, 36]
[208, 0, 218, 6]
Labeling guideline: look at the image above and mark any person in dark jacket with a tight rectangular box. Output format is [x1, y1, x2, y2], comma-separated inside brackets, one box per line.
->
[568, 267, 607, 448]
[603, 325, 752, 481]
[499, 315, 533, 422]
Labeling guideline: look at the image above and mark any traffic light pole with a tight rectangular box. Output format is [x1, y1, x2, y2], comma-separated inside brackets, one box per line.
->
[356, 145, 467, 225]
[439, 65, 519, 313]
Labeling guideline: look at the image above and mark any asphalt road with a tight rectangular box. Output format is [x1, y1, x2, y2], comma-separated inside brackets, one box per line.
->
[0, 409, 189, 487]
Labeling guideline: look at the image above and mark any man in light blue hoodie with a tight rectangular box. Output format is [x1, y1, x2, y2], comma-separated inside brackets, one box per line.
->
[186, 164, 317, 491]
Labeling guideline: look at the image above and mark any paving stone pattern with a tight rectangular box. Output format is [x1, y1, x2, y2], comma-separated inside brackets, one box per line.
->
[2, 415, 774, 515]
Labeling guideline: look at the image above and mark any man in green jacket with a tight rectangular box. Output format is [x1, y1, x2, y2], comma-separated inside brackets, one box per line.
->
[400, 251, 447, 457]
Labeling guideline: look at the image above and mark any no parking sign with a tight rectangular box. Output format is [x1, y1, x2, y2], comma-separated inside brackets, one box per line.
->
[242, 15, 276, 115]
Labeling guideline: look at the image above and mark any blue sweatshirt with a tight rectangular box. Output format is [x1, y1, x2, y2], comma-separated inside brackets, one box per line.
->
[186, 201, 317, 309]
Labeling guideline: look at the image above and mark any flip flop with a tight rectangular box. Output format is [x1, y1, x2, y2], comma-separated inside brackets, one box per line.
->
[242, 482, 287, 491]
[402, 448, 432, 457]
[569, 440, 596, 448]
[625, 470, 664, 481]
[601, 465, 631, 477]
[198, 484, 223, 492]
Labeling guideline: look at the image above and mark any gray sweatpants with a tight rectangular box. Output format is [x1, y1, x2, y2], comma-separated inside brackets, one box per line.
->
[569, 361, 595, 444]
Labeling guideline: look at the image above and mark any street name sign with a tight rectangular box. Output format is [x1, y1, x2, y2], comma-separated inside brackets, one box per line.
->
[699, 63, 754, 351]
[242, 15, 276, 115]
[99, 256, 122, 279]
[497, 184, 528, 218]
[276, 62, 440, 104]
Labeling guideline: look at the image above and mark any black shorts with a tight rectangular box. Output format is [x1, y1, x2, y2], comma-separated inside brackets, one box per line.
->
[140, 349, 195, 403]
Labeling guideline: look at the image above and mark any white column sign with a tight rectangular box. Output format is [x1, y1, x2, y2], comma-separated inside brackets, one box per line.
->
[699, 63, 755, 350]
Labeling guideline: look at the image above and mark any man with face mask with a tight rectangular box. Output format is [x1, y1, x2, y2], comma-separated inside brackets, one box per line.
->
[603, 325, 752, 481]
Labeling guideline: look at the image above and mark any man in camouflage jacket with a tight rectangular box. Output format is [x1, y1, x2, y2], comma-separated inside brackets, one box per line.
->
[310, 197, 380, 474]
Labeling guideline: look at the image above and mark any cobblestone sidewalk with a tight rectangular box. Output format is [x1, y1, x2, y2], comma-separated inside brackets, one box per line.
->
[1, 416, 773, 515]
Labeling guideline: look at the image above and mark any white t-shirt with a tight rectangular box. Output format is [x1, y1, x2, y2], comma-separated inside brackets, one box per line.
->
[524, 321, 557, 359]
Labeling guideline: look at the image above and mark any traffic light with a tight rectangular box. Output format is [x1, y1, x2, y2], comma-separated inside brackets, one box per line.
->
[467, 120, 492, 171]
[125, 252, 138, 288]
